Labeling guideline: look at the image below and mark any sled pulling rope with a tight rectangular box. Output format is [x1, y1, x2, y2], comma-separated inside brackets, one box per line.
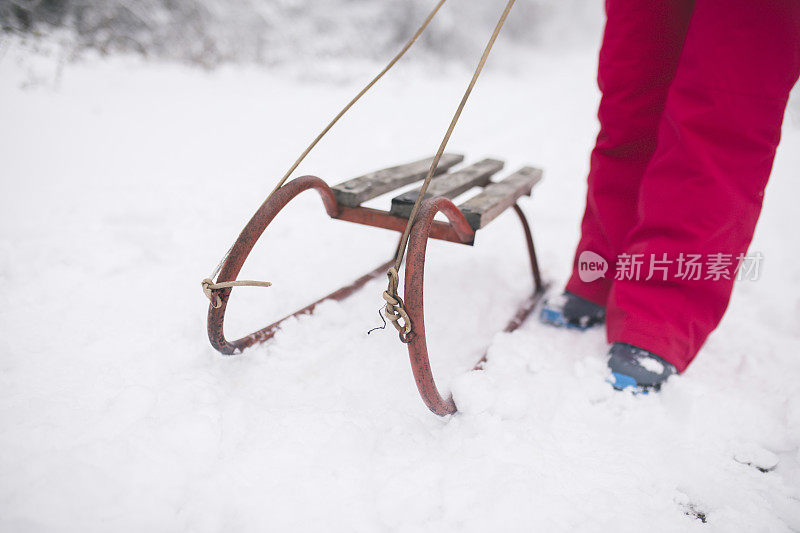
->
[202, 0, 548, 416]
[382, 0, 517, 337]
[201, 279, 272, 309]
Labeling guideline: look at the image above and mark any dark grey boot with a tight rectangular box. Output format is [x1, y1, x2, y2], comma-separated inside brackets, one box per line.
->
[607, 342, 677, 391]
[540, 291, 606, 330]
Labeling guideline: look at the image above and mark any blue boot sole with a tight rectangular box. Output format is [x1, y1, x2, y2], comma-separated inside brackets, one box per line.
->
[539, 307, 599, 331]
[607, 372, 655, 394]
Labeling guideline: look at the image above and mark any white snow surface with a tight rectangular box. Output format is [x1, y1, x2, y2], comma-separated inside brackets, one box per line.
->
[2, 40, 800, 532]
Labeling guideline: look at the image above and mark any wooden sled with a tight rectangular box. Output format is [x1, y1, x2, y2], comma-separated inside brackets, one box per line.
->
[205, 154, 546, 416]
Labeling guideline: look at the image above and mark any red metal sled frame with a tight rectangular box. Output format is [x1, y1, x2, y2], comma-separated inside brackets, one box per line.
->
[402, 198, 546, 415]
[207, 176, 545, 415]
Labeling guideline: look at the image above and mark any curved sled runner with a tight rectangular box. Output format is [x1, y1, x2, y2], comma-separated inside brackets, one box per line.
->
[206, 155, 546, 416]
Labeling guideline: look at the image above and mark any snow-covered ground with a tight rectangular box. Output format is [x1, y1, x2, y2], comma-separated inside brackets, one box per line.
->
[1, 37, 799, 532]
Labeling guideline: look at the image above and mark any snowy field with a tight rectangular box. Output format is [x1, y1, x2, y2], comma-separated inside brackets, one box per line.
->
[1, 36, 800, 532]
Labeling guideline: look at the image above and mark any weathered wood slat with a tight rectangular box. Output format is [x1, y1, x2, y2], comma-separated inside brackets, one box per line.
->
[458, 166, 543, 230]
[388, 158, 504, 218]
[331, 153, 465, 207]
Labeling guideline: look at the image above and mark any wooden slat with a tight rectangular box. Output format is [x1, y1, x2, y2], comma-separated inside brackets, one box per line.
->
[331, 153, 465, 207]
[388, 158, 504, 218]
[458, 166, 543, 230]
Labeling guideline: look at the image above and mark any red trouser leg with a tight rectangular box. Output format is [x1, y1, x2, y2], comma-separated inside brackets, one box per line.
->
[565, 0, 695, 305]
[606, 0, 800, 371]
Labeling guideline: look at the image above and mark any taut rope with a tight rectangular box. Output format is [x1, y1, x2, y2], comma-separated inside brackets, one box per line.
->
[202, 0, 518, 339]
[202, 0, 447, 306]
[382, 0, 517, 338]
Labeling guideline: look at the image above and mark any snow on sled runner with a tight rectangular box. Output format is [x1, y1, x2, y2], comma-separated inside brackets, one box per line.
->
[201, 0, 546, 416]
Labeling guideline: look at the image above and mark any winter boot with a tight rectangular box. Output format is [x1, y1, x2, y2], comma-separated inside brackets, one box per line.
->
[607, 342, 677, 391]
[540, 291, 605, 330]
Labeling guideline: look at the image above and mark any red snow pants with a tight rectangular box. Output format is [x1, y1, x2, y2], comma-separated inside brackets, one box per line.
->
[565, 0, 800, 371]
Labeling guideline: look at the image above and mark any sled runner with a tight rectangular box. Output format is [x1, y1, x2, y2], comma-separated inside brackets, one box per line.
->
[202, 0, 540, 415]
[204, 154, 546, 415]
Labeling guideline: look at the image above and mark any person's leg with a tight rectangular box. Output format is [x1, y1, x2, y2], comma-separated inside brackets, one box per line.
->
[564, 0, 695, 306]
[607, 0, 800, 372]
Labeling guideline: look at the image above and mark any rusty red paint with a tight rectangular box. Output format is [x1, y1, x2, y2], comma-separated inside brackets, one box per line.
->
[402, 198, 546, 415]
[206, 176, 546, 417]
[335, 205, 474, 245]
[207, 176, 340, 354]
[207, 175, 474, 355]
[211, 259, 394, 354]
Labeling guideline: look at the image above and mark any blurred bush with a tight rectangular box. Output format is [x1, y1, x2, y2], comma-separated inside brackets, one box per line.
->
[0, 0, 601, 66]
